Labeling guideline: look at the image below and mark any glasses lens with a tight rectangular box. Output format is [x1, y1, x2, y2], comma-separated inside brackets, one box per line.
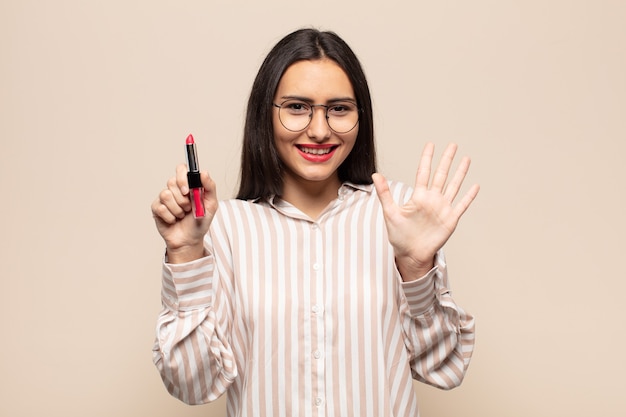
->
[277, 100, 359, 133]
[278, 100, 312, 132]
[326, 102, 359, 133]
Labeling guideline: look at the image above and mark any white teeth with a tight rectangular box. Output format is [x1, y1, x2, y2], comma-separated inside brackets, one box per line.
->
[300, 146, 333, 155]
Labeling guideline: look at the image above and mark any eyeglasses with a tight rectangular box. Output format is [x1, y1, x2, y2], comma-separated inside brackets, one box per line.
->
[273, 99, 360, 134]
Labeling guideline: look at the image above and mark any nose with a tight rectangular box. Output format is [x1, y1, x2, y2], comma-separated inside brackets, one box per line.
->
[306, 105, 331, 141]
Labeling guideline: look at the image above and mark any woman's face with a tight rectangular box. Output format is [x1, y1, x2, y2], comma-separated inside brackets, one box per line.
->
[272, 59, 358, 191]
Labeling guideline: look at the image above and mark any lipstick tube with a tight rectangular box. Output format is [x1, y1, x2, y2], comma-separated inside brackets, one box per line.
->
[185, 134, 205, 218]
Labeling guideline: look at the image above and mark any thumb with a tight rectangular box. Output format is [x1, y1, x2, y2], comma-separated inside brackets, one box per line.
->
[200, 171, 218, 216]
[200, 171, 216, 195]
[372, 173, 395, 213]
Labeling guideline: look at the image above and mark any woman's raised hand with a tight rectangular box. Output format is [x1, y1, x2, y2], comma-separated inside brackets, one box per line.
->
[151, 164, 218, 263]
[372, 143, 480, 281]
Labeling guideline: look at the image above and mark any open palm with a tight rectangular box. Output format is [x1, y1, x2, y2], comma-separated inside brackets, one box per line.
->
[372, 143, 480, 280]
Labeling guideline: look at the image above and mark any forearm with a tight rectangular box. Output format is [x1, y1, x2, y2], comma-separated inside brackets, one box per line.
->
[153, 308, 236, 404]
[400, 251, 475, 388]
[153, 256, 237, 404]
[408, 302, 475, 389]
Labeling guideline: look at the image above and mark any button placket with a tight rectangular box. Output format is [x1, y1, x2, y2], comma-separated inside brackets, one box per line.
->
[310, 220, 325, 414]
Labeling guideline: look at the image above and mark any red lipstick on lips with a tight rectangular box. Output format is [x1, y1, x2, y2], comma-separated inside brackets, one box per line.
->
[185, 134, 205, 218]
[296, 144, 338, 163]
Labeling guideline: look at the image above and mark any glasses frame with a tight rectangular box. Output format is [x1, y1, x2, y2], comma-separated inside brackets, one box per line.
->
[272, 100, 361, 134]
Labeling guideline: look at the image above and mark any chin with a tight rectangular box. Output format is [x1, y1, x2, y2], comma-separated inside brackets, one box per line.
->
[299, 169, 337, 182]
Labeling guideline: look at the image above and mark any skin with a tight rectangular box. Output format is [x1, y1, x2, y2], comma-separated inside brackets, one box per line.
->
[151, 59, 480, 280]
[372, 143, 480, 279]
[272, 59, 359, 219]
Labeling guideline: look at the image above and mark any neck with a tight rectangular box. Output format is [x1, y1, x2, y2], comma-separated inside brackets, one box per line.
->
[280, 174, 342, 219]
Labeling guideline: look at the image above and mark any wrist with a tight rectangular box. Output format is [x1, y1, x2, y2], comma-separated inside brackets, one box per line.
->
[166, 244, 205, 264]
[395, 255, 435, 282]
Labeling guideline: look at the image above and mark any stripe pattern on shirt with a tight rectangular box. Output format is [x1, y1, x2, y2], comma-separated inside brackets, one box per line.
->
[153, 181, 475, 417]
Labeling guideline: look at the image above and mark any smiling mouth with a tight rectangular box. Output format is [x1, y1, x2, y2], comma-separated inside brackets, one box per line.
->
[297, 145, 338, 155]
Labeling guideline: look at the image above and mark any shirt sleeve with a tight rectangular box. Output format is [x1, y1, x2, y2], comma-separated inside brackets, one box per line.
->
[398, 250, 475, 389]
[152, 250, 237, 404]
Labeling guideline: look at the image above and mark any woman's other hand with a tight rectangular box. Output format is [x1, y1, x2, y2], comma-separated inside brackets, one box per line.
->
[151, 164, 218, 263]
[372, 143, 480, 280]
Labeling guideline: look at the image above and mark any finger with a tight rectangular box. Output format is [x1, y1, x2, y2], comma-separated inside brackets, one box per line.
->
[415, 142, 435, 189]
[151, 196, 178, 225]
[372, 173, 397, 215]
[158, 187, 188, 220]
[167, 175, 192, 210]
[452, 183, 480, 219]
[176, 163, 190, 195]
[200, 171, 218, 211]
[443, 156, 471, 203]
[431, 143, 457, 192]
[200, 171, 216, 195]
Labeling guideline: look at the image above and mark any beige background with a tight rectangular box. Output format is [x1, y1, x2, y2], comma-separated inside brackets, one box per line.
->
[1, 0, 625, 416]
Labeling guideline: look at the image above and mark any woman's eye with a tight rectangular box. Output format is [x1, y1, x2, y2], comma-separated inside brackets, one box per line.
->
[286, 102, 309, 113]
[329, 103, 354, 115]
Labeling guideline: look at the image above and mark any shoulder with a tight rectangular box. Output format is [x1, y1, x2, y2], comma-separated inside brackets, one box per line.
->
[210, 199, 276, 237]
[386, 179, 412, 194]
[368, 179, 413, 204]
[217, 198, 274, 217]
[215, 198, 286, 226]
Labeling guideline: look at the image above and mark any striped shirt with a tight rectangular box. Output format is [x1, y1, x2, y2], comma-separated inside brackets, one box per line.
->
[153, 181, 475, 417]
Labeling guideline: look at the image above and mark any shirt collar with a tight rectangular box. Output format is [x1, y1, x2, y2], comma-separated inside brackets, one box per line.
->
[261, 181, 374, 213]
[341, 182, 374, 193]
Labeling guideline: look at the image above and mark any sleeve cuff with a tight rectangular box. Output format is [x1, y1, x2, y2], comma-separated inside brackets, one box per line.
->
[161, 255, 214, 311]
[400, 265, 438, 317]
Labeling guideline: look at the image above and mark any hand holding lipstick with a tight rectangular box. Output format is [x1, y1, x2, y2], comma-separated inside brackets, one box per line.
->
[151, 135, 218, 263]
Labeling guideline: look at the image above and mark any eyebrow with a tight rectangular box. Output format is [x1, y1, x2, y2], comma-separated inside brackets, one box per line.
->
[278, 95, 357, 104]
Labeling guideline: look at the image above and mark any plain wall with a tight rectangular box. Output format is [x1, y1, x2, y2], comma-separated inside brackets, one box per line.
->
[1, 0, 625, 416]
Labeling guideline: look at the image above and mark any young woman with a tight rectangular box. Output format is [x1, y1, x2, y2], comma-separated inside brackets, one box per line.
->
[151, 28, 479, 417]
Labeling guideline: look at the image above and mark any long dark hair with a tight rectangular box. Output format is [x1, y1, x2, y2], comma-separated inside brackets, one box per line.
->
[236, 28, 376, 200]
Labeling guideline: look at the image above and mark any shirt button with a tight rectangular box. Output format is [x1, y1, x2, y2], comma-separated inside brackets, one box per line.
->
[313, 350, 322, 359]
[312, 263, 320, 271]
[314, 397, 323, 406]
[311, 223, 319, 230]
